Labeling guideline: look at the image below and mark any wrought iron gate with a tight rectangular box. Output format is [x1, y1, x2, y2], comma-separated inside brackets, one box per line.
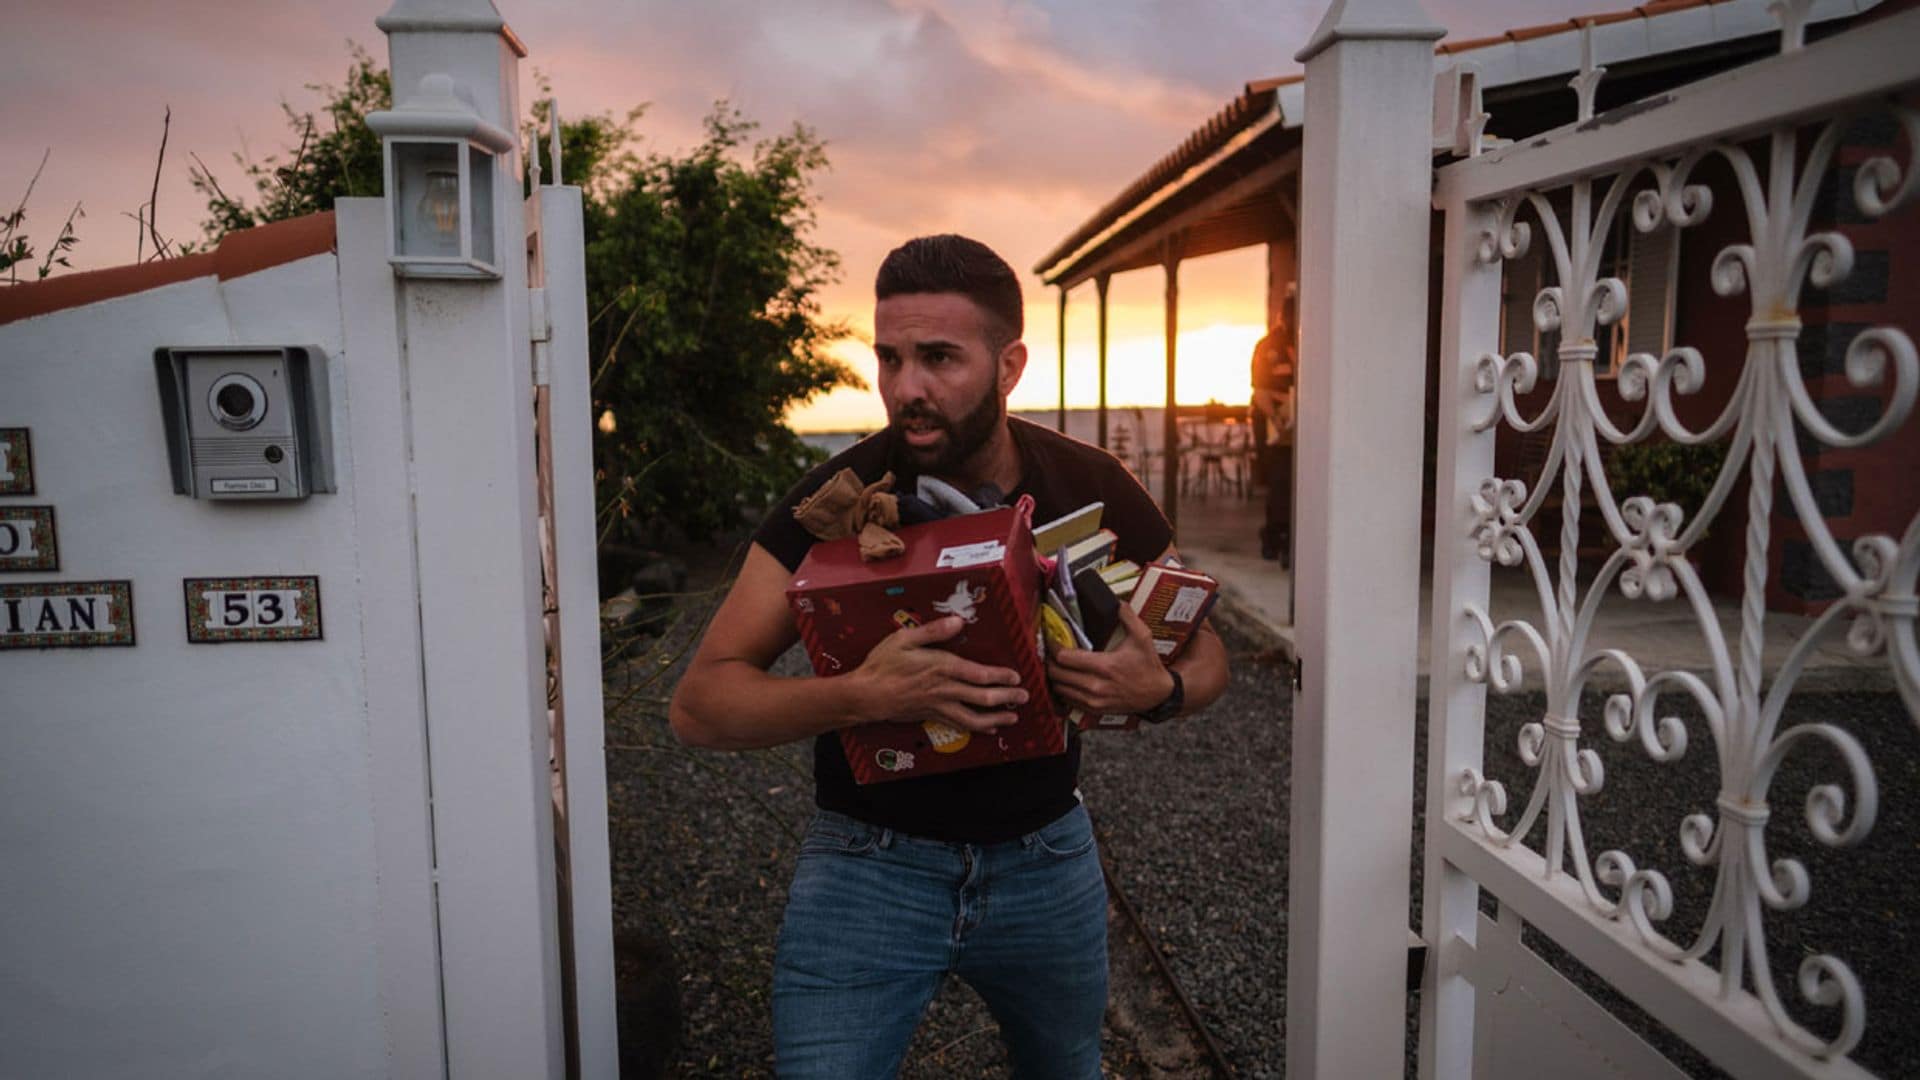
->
[1420, 5, 1920, 1077]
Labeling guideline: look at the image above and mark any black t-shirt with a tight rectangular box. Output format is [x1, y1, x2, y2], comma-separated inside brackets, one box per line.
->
[753, 417, 1173, 843]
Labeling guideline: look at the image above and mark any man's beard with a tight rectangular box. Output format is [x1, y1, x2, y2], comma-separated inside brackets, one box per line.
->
[886, 384, 1003, 478]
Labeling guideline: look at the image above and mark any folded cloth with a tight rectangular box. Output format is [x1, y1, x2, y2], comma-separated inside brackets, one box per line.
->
[793, 468, 906, 560]
[857, 520, 905, 561]
[858, 476, 899, 532]
[793, 468, 866, 541]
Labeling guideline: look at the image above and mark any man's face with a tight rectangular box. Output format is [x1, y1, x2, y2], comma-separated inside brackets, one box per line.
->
[873, 292, 1022, 475]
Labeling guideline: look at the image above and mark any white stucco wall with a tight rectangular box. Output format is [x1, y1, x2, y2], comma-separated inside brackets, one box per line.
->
[0, 231, 422, 1077]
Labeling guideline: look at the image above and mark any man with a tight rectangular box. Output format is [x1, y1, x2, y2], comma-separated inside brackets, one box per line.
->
[669, 235, 1229, 1077]
[1249, 305, 1296, 564]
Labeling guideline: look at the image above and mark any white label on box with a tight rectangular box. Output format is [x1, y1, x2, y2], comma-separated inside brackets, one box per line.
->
[936, 539, 1004, 569]
[1166, 585, 1208, 624]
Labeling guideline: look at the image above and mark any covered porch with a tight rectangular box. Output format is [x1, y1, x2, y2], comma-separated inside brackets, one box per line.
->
[1032, 77, 1304, 538]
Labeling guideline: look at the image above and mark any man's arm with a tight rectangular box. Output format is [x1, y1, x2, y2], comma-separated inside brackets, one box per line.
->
[668, 543, 1031, 751]
[1044, 545, 1230, 719]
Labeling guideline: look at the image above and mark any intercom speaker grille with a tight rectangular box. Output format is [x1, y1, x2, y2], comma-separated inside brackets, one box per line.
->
[190, 436, 281, 466]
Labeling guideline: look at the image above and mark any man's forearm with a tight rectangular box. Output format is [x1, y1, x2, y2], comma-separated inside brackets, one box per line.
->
[670, 660, 872, 752]
[1169, 624, 1230, 716]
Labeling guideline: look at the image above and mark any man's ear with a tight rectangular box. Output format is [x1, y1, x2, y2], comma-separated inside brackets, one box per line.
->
[997, 340, 1028, 397]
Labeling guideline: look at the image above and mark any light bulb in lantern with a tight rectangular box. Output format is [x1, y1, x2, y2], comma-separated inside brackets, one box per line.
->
[418, 169, 461, 239]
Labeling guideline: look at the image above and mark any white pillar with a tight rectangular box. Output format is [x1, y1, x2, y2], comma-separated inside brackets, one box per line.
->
[376, 2, 566, 1076]
[1287, 2, 1443, 1077]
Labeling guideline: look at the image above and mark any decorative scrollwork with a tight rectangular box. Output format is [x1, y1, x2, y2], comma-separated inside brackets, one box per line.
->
[1448, 81, 1920, 1064]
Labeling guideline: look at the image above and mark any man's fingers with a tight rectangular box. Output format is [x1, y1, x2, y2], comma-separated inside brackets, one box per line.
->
[938, 703, 1019, 733]
[901, 614, 965, 644]
[946, 681, 1029, 711]
[1051, 645, 1116, 675]
[1046, 660, 1101, 691]
[1048, 684, 1095, 713]
[941, 654, 1023, 687]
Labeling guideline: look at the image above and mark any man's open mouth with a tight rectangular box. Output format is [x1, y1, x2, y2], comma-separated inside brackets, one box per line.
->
[901, 417, 946, 446]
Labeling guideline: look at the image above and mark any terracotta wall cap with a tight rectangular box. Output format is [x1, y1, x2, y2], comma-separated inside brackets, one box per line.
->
[0, 211, 337, 328]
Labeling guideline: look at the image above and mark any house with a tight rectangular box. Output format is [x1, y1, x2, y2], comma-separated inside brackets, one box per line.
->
[1036, 0, 1918, 613]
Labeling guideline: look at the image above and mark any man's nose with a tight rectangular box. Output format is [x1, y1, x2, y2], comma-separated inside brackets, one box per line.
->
[887, 361, 932, 405]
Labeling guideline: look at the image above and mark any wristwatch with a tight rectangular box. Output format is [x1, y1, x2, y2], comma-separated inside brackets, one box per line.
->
[1136, 669, 1184, 725]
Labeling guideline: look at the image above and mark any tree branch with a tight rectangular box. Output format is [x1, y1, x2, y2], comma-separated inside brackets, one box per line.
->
[146, 106, 171, 261]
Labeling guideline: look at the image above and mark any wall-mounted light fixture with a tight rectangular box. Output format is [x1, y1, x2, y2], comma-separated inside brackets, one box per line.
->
[367, 73, 515, 279]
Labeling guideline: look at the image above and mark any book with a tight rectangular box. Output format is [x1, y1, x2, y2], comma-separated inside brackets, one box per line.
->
[1061, 528, 1118, 578]
[1071, 567, 1124, 650]
[1063, 569, 1139, 731]
[1032, 501, 1104, 555]
[1044, 590, 1093, 650]
[1127, 562, 1219, 662]
[1097, 559, 1140, 599]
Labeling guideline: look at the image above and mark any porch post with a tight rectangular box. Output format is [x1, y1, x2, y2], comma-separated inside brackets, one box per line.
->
[1161, 237, 1182, 534]
[1096, 272, 1111, 449]
[1057, 286, 1068, 433]
[1287, 1, 1444, 1078]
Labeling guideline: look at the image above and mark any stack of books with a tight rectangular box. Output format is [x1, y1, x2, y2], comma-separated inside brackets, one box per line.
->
[1030, 503, 1219, 731]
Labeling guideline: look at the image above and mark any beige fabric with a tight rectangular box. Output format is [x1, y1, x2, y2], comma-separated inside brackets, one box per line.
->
[857, 521, 906, 561]
[792, 468, 866, 541]
[793, 468, 906, 560]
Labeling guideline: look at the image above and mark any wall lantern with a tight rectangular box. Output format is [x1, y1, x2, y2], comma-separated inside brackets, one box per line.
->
[366, 73, 516, 279]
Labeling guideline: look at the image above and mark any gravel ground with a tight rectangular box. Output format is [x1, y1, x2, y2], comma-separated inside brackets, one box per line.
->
[603, 542, 1918, 1077]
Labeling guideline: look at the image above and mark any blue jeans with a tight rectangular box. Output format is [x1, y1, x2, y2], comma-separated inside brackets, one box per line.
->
[772, 802, 1109, 1078]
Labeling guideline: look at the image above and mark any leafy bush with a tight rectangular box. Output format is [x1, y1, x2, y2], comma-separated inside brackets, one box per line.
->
[1604, 439, 1729, 531]
[192, 49, 860, 544]
[583, 106, 858, 544]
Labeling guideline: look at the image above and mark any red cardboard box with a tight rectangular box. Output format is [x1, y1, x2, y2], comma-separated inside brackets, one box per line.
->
[787, 504, 1063, 784]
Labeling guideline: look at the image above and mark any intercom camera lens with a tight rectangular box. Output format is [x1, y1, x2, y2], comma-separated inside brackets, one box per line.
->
[207, 373, 268, 431]
[216, 384, 256, 419]
[264, 445, 285, 463]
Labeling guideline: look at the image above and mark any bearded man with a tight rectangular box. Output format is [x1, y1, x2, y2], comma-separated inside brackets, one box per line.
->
[669, 234, 1229, 1077]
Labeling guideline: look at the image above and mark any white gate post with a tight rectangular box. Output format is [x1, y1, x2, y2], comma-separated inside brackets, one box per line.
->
[1287, 1, 1443, 1076]
[375, 1, 566, 1075]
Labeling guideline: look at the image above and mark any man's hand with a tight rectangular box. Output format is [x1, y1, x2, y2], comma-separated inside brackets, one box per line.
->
[1046, 604, 1176, 716]
[853, 615, 1028, 733]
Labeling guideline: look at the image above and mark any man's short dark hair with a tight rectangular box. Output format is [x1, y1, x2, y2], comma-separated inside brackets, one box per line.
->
[875, 235, 1024, 352]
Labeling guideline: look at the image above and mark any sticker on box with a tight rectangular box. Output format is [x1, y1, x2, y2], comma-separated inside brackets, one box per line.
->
[1166, 585, 1209, 624]
[931, 579, 985, 623]
[936, 539, 1004, 569]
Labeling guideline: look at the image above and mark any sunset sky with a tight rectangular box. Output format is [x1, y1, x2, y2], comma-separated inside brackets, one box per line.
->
[4, 0, 1602, 431]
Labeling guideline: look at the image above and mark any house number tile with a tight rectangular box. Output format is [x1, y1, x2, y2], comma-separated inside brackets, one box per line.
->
[184, 575, 322, 643]
[0, 581, 135, 649]
[0, 506, 58, 572]
[0, 428, 33, 495]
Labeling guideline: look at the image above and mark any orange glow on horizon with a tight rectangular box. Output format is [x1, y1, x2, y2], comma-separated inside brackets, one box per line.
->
[787, 321, 1265, 433]
[791, 245, 1272, 434]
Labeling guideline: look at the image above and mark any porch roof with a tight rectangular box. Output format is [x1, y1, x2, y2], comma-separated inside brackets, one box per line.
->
[1033, 0, 1878, 288]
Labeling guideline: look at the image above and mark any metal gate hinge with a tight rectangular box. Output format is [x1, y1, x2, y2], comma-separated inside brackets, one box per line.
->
[529, 286, 552, 387]
[528, 287, 552, 344]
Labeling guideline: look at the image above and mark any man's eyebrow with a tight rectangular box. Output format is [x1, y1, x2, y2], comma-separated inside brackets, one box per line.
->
[913, 339, 963, 354]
